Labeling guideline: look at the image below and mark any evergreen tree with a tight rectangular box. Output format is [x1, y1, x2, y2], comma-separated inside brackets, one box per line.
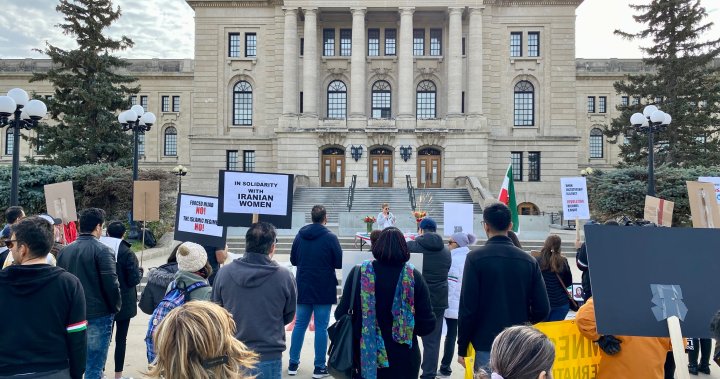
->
[29, 0, 138, 166]
[605, 0, 720, 167]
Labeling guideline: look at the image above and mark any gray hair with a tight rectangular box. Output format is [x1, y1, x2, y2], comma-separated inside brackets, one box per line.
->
[483, 326, 555, 379]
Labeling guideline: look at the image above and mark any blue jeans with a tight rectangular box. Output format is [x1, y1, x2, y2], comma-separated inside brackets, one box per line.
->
[249, 358, 282, 379]
[473, 350, 491, 373]
[546, 304, 570, 322]
[289, 304, 332, 368]
[85, 314, 114, 379]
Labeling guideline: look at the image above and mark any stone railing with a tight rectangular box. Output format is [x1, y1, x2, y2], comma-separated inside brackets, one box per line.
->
[454, 176, 493, 206]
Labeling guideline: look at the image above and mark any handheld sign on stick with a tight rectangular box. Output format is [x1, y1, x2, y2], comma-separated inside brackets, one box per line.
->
[174, 194, 227, 247]
[687, 181, 720, 228]
[133, 181, 160, 266]
[218, 170, 294, 229]
[651, 284, 691, 379]
[44, 181, 78, 222]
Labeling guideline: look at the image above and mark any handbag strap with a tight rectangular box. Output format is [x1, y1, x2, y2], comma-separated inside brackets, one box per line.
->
[554, 272, 576, 302]
[347, 264, 361, 315]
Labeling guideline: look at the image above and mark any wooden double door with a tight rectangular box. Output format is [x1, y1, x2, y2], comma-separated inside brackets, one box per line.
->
[369, 147, 393, 187]
[417, 148, 442, 188]
[321, 148, 345, 187]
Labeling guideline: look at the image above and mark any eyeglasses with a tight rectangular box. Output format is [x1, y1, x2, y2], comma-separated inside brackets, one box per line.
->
[448, 240, 456, 245]
[4, 240, 17, 249]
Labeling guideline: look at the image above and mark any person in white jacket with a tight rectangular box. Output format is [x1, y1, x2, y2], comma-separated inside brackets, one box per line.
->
[437, 231, 477, 378]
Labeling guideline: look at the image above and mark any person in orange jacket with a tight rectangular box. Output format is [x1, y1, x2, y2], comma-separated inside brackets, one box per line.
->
[576, 298, 672, 379]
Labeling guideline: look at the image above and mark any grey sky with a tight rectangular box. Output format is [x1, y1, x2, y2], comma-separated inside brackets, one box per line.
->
[0, 0, 717, 60]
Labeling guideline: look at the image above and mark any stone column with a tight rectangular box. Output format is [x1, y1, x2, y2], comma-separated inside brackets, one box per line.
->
[282, 7, 299, 115]
[467, 7, 484, 115]
[303, 8, 319, 117]
[447, 7, 463, 116]
[397, 7, 415, 119]
[350, 7, 367, 118]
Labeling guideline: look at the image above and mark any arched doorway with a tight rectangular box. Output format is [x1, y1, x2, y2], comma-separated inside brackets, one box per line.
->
[417, 147, 442, 188]
[369, 147, 393, 187]
[321, 147, 345, 187]
[518, 202, 540, 216]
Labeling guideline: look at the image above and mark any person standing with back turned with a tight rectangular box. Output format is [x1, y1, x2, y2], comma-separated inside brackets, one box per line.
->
[288, 205, 342, 378]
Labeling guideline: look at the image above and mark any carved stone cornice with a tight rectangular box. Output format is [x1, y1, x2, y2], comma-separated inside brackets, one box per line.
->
[186, 0, 281, 8]
[484, 0, 583, 5]
[416, 132, 447, 147]
[318, 132, 347, 147]
[368, 133, 396, 147]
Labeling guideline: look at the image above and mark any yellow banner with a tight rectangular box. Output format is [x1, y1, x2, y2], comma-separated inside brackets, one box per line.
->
[535, 320, 601, 379]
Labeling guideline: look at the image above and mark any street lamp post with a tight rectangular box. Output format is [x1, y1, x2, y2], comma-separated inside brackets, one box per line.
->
[172, 164, 188, 193]
[0, 89, 47, 206]
[118, 105, 156, 226]
[630, 105, 672, 197]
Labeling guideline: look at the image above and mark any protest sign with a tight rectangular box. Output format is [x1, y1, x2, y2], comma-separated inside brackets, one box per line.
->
[218, 171, 294, 229]
[535, 320, 601, 379]
[560, 177, 590, 220]
[698, 177, 720, 204]
[687, 181, 720, 228]
[174, 194, 227, 247]
[44, 181, 77, 222]
[443, 203, 473, 236]
[644, 196, 674, 227]
[133, 181, 160, 221]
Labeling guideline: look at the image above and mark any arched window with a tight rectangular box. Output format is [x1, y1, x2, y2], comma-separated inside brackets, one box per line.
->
[371, 80, 391, 119]
[233, 81, 253, 126]
[5, 128, 13, 156]
[416, 80, 437, 119]
[164, 126, 177, 156]
[514, 80, 534, 126]
[327, 81, 347, 119]
[589, 128, 604, 158]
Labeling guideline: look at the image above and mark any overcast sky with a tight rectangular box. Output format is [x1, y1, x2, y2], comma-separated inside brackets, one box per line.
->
[0, 0, 718, 60]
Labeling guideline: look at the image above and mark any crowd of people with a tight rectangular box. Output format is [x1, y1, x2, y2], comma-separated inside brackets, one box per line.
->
[0, 202, 719, 379]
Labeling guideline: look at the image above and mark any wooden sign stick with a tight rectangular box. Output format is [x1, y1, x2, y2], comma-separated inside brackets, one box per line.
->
[667, 316, 691, 379]
[141, 192, 146, 267]
[252, 213, 259, 224]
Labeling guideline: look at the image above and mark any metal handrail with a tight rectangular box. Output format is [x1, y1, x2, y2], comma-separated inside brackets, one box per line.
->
[346, 175, 357, 211]
[406, 175, 416, 211]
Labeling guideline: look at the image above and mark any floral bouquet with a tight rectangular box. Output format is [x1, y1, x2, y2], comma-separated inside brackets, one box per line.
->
[363, 216, 376, 233]
[413, 210, 427, 224]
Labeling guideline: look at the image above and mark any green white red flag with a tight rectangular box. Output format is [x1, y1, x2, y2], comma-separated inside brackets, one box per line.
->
[498, 163, 519, 232]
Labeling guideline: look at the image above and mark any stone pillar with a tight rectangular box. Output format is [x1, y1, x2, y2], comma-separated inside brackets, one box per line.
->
[447, 7, 463, 116]
[467, 7, 484, 115]
[303, 8, 319, 117]
[282, 7, 299, 115]
[397, 7, 415, 119]
[350, 7, 367, 118]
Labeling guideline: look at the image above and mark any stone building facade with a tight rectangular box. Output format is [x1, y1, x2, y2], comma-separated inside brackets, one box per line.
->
[0, 0, 662, 214]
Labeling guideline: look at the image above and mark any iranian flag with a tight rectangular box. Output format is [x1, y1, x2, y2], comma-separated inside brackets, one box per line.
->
[498, 163, 519, 232]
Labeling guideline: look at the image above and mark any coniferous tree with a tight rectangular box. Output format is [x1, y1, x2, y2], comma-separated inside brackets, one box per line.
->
[30, 0, 138, 166]
[605, 0, 720, 167]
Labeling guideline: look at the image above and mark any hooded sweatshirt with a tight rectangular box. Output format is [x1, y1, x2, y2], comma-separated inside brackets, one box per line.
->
[0, 264, 87, 379]
[407, 232, 452, 313]
[212, 252, 297, 360]
[290, 223, 342, 304]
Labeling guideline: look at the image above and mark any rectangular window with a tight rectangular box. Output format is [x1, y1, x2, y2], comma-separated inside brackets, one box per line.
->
[35, 133, 44, 154]
[368, 29, 380, 56]
[161, 96, 170, 112]
[632, 96, 641, 106]
[462, 37, 466, 55]
[510, 32, 522, 57]
[243, 150, 256, 172]
[323, 29, 335, 56]
[462, 91, 465, 114]
[245, 33, 257, 57]
[528, 152, 541, 182]
[44, 95, 53, 101]
[226, 150, 238, 171]
[140, 96, 148, 112]
[300, 91, 303, 113]
[300, 38, 304, 56]
[511, 152, 523, 181]
[384, 28, 396, 56]
[587, 96, 596, 113]
[172, 96, 180, 112]
[5, 131, 13, 156]
[340, 29, 352, 56]
[413, 29, 425, 56]
[130, 96, 137, 106]
[621, 96, 629, 107]
[229, 33, 241, 57]
[430, 29, 442, 56]
[528, 32, 540, 57]
[137, 134, 145, 157]
[599, 96, 607, 113]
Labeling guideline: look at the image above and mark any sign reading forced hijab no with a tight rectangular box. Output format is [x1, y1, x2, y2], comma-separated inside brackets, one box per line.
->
[585, 225, 720, 338]
[218, 170, 294, 229]
[174, 194, 227, 247]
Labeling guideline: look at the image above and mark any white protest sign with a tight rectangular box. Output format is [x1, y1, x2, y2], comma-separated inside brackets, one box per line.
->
[222, 172, 289, 216]
[698, 177, 720, 204]
[560, 177, 590, 220]
[443, 203, 474, 236]
[177, 195, 224, 238]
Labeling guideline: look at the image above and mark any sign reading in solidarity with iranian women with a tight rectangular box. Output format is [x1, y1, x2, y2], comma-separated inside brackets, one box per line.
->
[174, 194, 227, 247]
[560, 177, 590, 220]
[218, 171, 294, 229]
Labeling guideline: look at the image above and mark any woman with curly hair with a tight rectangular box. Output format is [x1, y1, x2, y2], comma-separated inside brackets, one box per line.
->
[147, 301, 258, 379]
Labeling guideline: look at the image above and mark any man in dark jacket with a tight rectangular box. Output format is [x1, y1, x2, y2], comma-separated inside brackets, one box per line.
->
[0, 216, 87, 379]
[407, 217, 451, 379]
[0, 206, 25, 267]
[213, 222, 297, 379]
[457, 203, 550, 371]
[57, 208, 121, 379]
[288, 205, 342, 378]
